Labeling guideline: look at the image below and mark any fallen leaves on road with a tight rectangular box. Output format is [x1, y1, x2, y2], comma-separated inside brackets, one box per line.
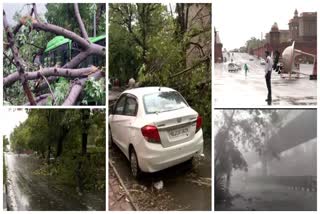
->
[127, 183, 188, 211]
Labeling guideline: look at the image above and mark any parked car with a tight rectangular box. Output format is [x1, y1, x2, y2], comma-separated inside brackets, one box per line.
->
[260, 59, 266, 65]
[249, 57, 254, 61]
[109, 87, 204, 178]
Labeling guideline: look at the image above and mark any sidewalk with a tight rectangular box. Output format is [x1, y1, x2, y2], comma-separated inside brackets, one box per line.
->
[109, 162, 135, 211]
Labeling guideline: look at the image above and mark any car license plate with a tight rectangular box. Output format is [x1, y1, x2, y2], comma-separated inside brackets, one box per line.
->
[169, 127, 189, 138]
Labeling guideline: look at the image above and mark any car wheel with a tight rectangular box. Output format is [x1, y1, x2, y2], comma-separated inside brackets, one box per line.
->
[130, 149, 141, 178]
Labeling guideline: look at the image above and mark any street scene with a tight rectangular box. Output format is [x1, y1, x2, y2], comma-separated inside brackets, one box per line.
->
[3, 3, 106, 106]
[215, 109, 317, 211]
[214, 0, 317, 106]
[109, 3, 211, 211]
[2, 109, 106, 211]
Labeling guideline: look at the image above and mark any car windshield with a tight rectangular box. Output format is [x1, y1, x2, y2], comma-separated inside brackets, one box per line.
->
[143, 91, 188, 114]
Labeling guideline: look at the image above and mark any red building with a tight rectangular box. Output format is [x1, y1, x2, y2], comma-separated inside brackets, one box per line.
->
[253, 10, 317, 58]
[214, 28, 223, 63]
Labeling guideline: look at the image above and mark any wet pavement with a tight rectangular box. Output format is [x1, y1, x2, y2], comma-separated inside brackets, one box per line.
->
[215, 177, 317, 211]
[108, 139, 212, 211]
[214, 53, 317, 107]
[4, 153, 105, 211]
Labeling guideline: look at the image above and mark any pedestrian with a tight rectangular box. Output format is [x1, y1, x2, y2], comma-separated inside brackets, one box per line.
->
[244, 63, 249, 76]
[265, 51, 273, 104]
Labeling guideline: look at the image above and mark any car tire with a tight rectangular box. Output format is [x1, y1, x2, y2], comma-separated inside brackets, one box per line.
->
[130, 148, 141, 178]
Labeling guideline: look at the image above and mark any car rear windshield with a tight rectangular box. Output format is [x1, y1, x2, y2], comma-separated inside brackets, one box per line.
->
[143, 91, 188, 114]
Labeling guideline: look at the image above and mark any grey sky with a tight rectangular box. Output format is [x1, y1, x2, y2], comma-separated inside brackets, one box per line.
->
[214, 0, 317, 50]
[1, 109, 28, 139]
[4, 3, 47, 26]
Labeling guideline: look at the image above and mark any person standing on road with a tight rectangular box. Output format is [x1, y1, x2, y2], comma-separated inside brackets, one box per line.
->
[265, 51, 273, 104]
[244, 63, 249, 77]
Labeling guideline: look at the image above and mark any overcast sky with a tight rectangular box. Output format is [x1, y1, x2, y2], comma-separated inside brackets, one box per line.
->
[3, 3, 47, 26]
[214, 0, 317, 50]
[1, 109, 28, 140]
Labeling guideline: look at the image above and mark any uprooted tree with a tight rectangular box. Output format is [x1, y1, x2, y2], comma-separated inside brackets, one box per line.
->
[3, 3, 106, 105]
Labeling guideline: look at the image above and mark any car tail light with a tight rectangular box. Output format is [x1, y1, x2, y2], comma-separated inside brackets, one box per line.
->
[141, 125, 161, 143]
[196, 115, 202, 133]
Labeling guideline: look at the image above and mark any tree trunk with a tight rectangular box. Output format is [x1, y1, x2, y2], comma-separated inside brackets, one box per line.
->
[81, 109, 90, 155]
[47, 145, 51, 165]
[56, 128, 68, 158]
[81, 132, 88, 156]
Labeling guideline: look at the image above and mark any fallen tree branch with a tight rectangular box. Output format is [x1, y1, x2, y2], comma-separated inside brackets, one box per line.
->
[32, 3, 39, 21]
[38, 67, 56, 105]
[13, 4, 34, 34]
[4, 4, 106, 106]
[62, 71, 104, 106]
[3, 52, 17, 67]
[24, 93, 51, 105]
[22, 16, 91, 50]
[30, 4, 105, 93]
[4, 66, 99, 87]
[3, 10, 36, 105]
[170, 56, 210, 78]
[74, 3, 89, 40]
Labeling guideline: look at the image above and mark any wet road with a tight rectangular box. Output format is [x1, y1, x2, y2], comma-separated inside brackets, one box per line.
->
[4, 153, 105, 211]
[214, 53, 317, 106]
[216, 177, 316, 211]
[109, 139, 212, 211]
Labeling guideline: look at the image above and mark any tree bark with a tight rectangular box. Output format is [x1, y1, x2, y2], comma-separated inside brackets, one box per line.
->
[28, 18, 90, 49]
[74, 3, 89, 40]
[62, 71, 104, 106]
[3, 10, 36, 105]
[47, 145, 51, 165]
[56, 128, 69, 158]
[81, 109, 90, 156]
[4, 66, 100, 87]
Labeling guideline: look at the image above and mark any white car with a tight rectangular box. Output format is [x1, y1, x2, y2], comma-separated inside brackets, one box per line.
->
[109, 87, 204, 178]
[260, 59, 266, 65]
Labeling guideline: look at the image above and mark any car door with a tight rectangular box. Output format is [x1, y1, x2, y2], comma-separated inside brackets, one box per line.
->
[110, 94, 138, 158]
[110, 95, 126, 149]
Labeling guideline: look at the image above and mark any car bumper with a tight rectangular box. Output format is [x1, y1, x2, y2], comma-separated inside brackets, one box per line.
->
[137, 129, 204, 173]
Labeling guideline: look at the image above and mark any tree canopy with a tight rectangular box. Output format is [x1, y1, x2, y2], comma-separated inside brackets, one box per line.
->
[9, 109, 105, 191]
[109, 3, 212, 136]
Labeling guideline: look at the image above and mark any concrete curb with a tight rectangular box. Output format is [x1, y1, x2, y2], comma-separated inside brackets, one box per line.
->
[109, 161, 139, 211]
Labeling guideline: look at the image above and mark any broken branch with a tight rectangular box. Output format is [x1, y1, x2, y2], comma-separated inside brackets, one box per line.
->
[74, 3, 89, 40]
[3, 10, 36, 105]
[4, 66, 99, 87]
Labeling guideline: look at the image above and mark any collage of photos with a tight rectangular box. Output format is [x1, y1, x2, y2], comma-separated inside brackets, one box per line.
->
[0, 0, 318, 212]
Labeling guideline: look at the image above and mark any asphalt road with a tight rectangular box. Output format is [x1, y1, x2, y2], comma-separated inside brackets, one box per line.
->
[216, 178, 316, 211]
[214, 53, 317, 106]
[4, 153, 105, 211]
